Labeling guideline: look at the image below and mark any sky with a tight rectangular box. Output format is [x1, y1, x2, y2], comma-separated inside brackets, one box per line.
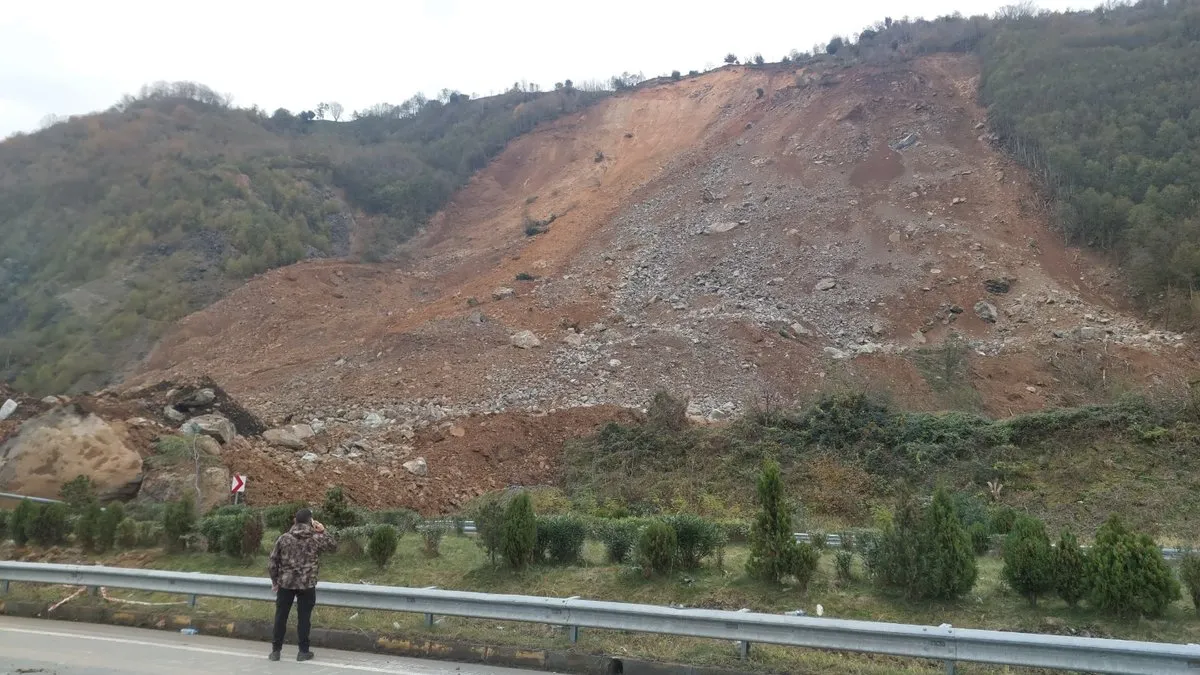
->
[0, 0, 1091, 139]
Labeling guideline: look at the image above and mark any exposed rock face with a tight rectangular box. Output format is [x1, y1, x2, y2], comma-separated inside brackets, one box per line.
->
[138, 465, 231, 513]
[182, 413, 237, 444]
[0, 405, 143, 501]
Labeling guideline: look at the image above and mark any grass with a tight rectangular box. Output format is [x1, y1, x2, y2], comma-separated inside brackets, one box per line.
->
[5, 535, 1199, 674]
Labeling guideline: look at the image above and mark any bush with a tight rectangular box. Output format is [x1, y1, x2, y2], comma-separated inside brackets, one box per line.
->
[1087, 515, 1179, 618]
[969, 522, 992, 555]
[96, 502, 125, 553]
[746, 460, 800, 583]
[1180, 552, 1200, 616]
[0, 510, 8, 542]
[809, 531, 828, 551]
[163, 496, 197, 552]
[199, 515, 234, 553]
[671, 70, 682, 80]
[502, 492, 537, 570]
[60, 475, 96, 513]
[75, 502, 103, 552]
[596, 518, 642, 563]
[422, 522, 446, 557]
[31, 503, 70, 547]
[473, 494, 507, 566]
[336, 525, 372, 558]
[1053, 529, 1087, 607]
[264, 502, 307, 532]
[637, 520, 678, 576]
[790, 542, 820, 592]
[667, 514, 724, 569]
[10, 499, 35, 546]
[536, 515, 587, 565]
[237, 511, 264, 558]
[137, 521, 163, 548]
[368, 525, 400, 568]
[116, 518, 139, 549]
[914, 488, 977, 601]
[1002, 515, 1055, 607]
[835, 550, 855, 584]
[372, 509, 421, 533]
[988, 506, 1018, 535]
[322, 487, 361, 528]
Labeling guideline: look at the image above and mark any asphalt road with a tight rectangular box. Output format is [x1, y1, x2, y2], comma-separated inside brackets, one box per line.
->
[0, 616, 558, 674]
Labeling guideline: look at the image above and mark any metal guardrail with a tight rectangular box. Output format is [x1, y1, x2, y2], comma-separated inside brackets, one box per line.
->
[0, 492, 62, 505]
[1, 561, 1198, 674]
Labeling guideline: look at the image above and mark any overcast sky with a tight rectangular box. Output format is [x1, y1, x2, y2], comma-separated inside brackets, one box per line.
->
[1, 0, 1090, 139]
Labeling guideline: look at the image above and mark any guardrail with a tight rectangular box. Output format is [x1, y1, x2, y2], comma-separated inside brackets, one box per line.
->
[1, 561, 1197, 674]
[0, 492, 62, 505]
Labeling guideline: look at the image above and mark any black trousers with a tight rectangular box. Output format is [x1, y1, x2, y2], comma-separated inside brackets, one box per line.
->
[272, 587, 316, 652]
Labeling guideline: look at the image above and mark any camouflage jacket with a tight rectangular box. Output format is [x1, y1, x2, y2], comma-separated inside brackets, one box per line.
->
[268, 523, 337, 590]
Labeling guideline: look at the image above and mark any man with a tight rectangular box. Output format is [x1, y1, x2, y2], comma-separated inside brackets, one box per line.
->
[267, 508, 337, 661]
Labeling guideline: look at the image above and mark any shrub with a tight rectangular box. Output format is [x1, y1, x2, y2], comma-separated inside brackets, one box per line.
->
[969, 522, 992, 555]
[199, 515, 234, 553]
[502, 492, 537, 570]
[1002, 515, 1055, 607]
[835, 550, 855, 584]
[264, 502, 307, 532]
[755, 87, 765, 99]
[422, 522, 446, 557]
[515, 272, 536, 282]
[667, 514, 724, 569]
[60, 476, 96, 513]
[473, 494, 507, 565]
[322, 487, 361, 528]
[11, 499, 35, 546]
[914, 488, 977, 601]
[75, 502, 103, 552]
[1179, 552, 1200, 616]
[0, 510, 8, 541]
[96, 502, 125, 553]
[671, 70, 682, 80]
[116, 518, 139, 549]
[238, 511, 264, 558]
[31, 503, 70, 547]
[790, 542, 820, 592]
[809, 531, 828, 551]
[597, 518, 642, 563]
[136, 521, 163, 548]
[746, 460, 801, 583]
[536, 515, 587, 565]
[637, 520, 678, 576]
[336, 526, 371, 558]
[988, 506, 1017, 535]
[867, 498, 921, 591]
[1053, 529, 1087, 607]
[163, 496, 197, 552]
[372, 509, 422, 533]
[1087, 515, 1179, 618]
[368, 525, 400, 568]
[646, 391, 688, 432]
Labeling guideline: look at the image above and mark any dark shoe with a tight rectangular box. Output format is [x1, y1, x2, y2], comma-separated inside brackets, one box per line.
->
[297, 651, 314, 662]
[268, 651, 281, 661]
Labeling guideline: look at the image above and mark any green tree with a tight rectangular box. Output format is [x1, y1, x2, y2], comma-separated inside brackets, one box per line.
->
[75, 501, 103, 552]
[1002, 515, 1055, 607]
[10, 499, 36, 546]
[1087, 515, 1179, 618]
[59, 475, 95, 514]
[501, 491, 537, 570]
[30, 503, 70, 547]
[746, 460, 798, 583]
[322, 486, 360, 528]
[162, 496, 196, 552]
[1179, 552, 1200, 617]
[637, 520, 678, 577]
[1053, 529, 1087, 608]
[95, 502, 125, 553]
[472, 494, 506, 566]
[913, 488, 977, 601]
[368, 525, 400, 568]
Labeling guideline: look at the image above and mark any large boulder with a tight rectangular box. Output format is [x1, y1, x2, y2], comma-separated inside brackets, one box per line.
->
[181, 414, 237, 445]
[0, 405, 143, 501]
[138, 465, 231, 514]
[263, 424, 314, 450]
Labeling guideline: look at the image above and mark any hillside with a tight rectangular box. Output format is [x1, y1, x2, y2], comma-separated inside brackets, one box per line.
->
[0, 82, 605, 394]
[134, 53, 1197, 430]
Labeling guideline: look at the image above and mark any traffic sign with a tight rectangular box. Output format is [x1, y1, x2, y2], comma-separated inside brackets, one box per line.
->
[231, 475, 246, 494]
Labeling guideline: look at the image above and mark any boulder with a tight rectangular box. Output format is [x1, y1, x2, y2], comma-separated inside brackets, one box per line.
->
[0, 405, 143, 502]
[163, 406, 186, 423]
[984, 278, 1012, 294]
[0, 399, 16, 422]
[562, 332, 585, 347]
[263, 424, 314, 450]
[174, 388, 216, 409]
[511, 330, 541, 349]
[814, 278, 837, 292]
[492, 287, 515, 301]
[403, 457, 429, 477]
[974, 301, 999, 324]
[137, 465, 231, 513]
[181, 414, 237, 445]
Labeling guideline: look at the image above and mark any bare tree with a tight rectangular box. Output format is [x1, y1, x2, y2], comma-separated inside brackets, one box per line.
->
[328, 101, 344, 121]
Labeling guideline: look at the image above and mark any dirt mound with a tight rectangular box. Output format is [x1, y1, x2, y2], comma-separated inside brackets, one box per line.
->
[131, 57, 1195, 438]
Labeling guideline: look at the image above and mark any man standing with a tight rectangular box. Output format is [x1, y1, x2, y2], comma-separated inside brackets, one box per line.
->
[268, 508, 337, 661]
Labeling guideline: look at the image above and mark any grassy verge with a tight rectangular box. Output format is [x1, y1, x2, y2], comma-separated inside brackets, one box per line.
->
[5, 535, 1197, 674]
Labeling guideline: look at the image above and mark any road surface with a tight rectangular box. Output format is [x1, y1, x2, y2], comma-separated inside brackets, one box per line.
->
[0, 616, 558, 674]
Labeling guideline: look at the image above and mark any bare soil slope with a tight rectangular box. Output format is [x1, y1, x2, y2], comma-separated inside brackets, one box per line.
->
[136, 56, 1196, 428]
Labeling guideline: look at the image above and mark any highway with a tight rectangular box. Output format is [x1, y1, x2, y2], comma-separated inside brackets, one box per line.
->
[0, 616, 558, 674]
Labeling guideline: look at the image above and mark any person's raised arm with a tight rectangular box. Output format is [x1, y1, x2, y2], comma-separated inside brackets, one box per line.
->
[312, 519, 338, 553]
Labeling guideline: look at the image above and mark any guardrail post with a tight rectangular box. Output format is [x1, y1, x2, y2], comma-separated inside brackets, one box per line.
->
[943, 660, 955, 674]
[188, 594, 198, 608]
[565, 596, 580, 643]
[735, 608, 751, 659]
[423, 586, 436, 627]
[1, 580, 9, 595]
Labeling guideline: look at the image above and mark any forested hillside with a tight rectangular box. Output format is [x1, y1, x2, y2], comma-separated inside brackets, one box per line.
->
[0, 82, 605, 393]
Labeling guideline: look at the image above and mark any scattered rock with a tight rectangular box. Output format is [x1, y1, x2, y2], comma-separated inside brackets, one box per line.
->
[974, 301, 998, 324]
[163, 406, 186, 423]
[562, 332, 585, 347]
[403, 457, 429, 476]
[0, 399, 16, 422]
[814, 278, 837, 292]
[511, 330, 542, 349]
[892, 132, 919, 150]
[181, 413, 237, 445]
[492, 287, 515, 301]
[705, 221, 740, 234]
[362, 412, 386, 428]
[175, 388, 216, 409]
[984, 278, 1011, 294]
[300, 452, 320, 463]
[790, 322, 813, 337]
[40, 396, 61, 405]
[263, 424, 314, 450]
[449, 425, 466, 438]
[608, 359, 622, 368]
[951, 197, 966, 205]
